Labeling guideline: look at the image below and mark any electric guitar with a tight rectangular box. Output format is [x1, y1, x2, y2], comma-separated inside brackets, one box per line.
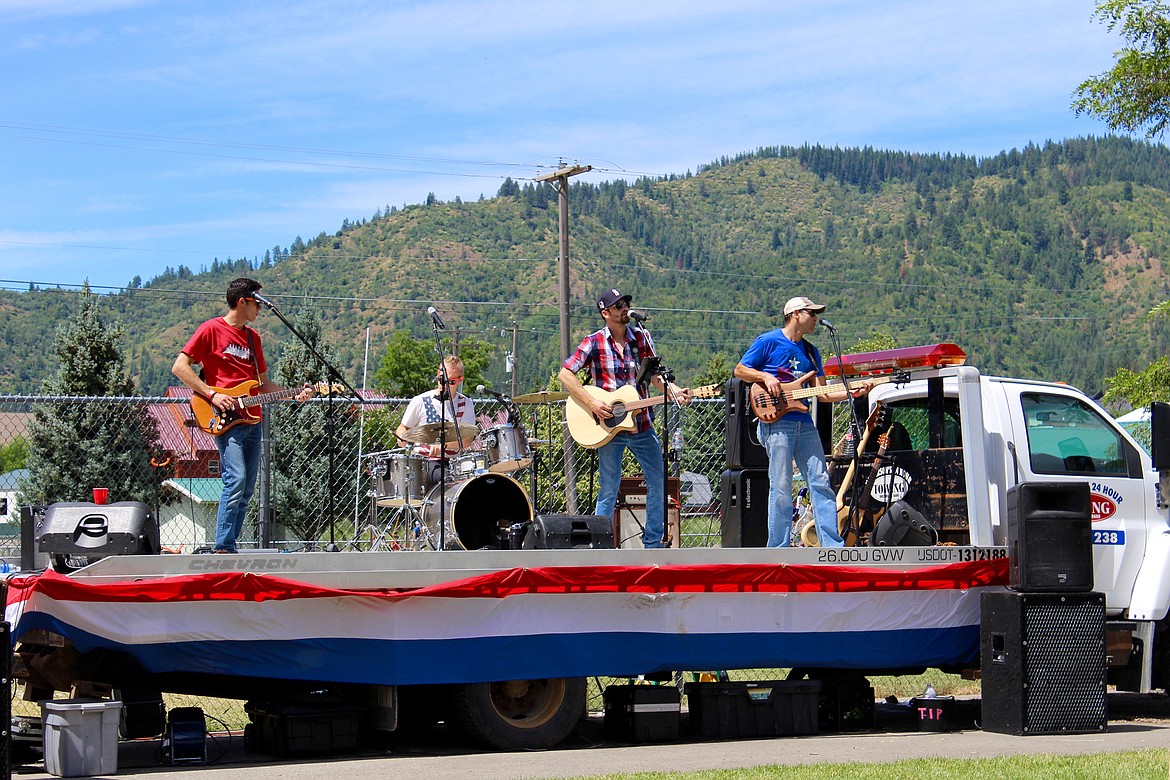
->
[190, 380, 339, 436]
[749, 371, 906, 423]
[565, 383, 722, 449]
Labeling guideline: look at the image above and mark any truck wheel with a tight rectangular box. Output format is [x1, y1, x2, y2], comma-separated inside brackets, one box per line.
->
[448, 677, 586, 750]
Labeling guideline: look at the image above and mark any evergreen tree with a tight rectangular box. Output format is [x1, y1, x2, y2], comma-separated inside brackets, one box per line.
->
[19, 284, 161, 505]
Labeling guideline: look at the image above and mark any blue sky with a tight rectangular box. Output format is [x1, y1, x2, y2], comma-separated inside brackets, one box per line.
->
[0, 0, 1126, 291]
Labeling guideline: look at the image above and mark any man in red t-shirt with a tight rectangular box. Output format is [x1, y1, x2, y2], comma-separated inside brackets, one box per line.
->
[172, 278, 313, 552]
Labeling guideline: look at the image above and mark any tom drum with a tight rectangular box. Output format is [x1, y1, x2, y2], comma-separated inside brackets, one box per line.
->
[367, 451, 428, 507]
[482, 424, 532, 473]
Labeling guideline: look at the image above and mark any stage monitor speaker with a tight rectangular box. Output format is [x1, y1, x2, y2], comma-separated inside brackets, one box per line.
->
[523, 514, 614, 550]
[720, 469, 768, 547]
[1006, 482, 1092, 592]
[980, 590, 1106, 735]
[1152, 402, 1170, 471]
[37, 501, 160, 558]
[725, 380, 767, 470]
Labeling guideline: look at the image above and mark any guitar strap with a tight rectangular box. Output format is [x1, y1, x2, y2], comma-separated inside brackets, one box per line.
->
[244, 327, 262, 381]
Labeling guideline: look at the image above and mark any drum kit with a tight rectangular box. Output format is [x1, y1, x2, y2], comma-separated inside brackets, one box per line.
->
[363, 391, 566, 551]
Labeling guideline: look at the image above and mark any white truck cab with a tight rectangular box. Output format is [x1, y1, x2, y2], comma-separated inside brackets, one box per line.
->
[839, 344, 1170, 691]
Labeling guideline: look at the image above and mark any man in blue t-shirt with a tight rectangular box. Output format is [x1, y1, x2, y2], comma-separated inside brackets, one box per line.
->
[733, 296, 872, 547]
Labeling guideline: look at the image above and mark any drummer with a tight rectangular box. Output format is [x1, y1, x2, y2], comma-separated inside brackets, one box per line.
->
[395, 356, 478, 487]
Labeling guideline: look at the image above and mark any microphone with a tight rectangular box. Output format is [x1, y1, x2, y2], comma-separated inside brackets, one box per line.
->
[819, 317, 838, 333]
[252, 293, 275, 310]
[427, 306, 445, 330]
[629, 309, 649, 323]
[476, 384, 506, 399]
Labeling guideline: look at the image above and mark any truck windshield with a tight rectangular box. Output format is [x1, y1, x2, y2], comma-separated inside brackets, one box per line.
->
[1021, 392, 1128, 476]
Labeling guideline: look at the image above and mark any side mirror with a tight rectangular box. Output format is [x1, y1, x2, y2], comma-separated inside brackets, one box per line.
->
[1151, 402, 1170, 471]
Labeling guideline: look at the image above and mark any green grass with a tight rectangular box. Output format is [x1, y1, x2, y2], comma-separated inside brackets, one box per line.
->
[568, 750, 1170, 779]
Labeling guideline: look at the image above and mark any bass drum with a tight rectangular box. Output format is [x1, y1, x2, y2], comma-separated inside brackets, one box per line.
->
[423, 472, 533, 550]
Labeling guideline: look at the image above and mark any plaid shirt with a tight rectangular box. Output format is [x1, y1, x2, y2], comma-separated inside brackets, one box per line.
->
[563, 325, 658, 433]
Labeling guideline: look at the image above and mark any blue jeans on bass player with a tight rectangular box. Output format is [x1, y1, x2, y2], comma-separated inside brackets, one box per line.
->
[594, 427, 666, 548]
[215, 422, 262, 552]
[759, 416, 842, 548]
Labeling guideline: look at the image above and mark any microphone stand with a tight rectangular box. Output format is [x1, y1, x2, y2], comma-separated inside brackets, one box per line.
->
[253, 296, 361, 552]
[430, 318, 458, 551]
[822, 322, 863, 544]
[655, 361, 678, 548]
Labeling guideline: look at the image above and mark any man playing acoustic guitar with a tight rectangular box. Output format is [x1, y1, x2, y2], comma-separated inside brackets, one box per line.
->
[559, 286, 691, 548]
[733, 296, 872, 548]
[172, 278, 314, 553]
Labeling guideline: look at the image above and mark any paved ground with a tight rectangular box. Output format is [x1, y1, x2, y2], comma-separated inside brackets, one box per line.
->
[13, 694, 1170, 780]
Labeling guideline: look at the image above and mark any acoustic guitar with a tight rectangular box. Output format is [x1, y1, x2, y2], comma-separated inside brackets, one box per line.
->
[565, 383, 722, 449]
[189, 379, 339, 436]
[749, 371, 904, 423]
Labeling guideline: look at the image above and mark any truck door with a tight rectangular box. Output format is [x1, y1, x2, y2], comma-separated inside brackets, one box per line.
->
[1014, 390, 1147, 610]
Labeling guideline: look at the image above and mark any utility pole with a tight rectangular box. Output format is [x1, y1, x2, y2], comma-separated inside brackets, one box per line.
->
[535, 162, 591, 513]
[535, 162, 591, 361]
[510, 322, 519, 397]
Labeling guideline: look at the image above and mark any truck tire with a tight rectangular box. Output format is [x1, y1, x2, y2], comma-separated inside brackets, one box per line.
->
[448, 677, 586, 750]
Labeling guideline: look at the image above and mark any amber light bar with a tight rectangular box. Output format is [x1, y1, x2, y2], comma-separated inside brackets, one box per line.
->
[823, 343, 967, 377]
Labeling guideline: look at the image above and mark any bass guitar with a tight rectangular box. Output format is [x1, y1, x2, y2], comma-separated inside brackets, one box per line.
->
[190, 380, 338, 436]
[749, 371, 905, 423]
[566, 383, 722, 449]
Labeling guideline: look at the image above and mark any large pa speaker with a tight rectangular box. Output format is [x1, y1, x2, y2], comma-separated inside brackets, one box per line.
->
[980, 590, 1106, 735]
[37, 501, 160, 558]
[725, 380, 767, 470]
[720, 469, 768, 547]
[1006, 482, 1093, 592]
[523, 514, 614, 549]
[1152, 402, 1170, 471]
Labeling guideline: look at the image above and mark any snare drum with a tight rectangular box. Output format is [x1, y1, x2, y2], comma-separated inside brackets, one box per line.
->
[367, 451, 427, 507]
[482, 424, 532, 473]
[448, 452, 488, 479]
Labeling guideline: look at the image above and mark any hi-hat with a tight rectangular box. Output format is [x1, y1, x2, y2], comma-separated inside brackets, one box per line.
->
[513, 390, 569, 403]
[401, 421, 478, 444]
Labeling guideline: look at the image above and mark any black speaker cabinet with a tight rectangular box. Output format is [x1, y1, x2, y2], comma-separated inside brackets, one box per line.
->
[725, 380, 767, 470]
[523, 514, 614, 549]
[1006, 482, 1093, 592]
[37, 501, 159, 557]
[720, 469, 769, 547]
[981, 590, 1106, 735]
[0, 622, 9, 780]
[1152, 402, 1170, 471]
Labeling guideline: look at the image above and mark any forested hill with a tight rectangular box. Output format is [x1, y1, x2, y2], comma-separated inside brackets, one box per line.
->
[2, 136, 1169, 398]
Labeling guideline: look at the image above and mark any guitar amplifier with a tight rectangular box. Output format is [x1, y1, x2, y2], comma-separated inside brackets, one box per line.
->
[616, 476, 680, 549]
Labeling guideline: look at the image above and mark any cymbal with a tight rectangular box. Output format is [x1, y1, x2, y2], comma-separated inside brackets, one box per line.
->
[513, 390, 569, 403]
[400, 421, 478, 445]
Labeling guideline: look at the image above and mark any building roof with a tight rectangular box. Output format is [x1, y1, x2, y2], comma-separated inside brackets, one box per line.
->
[0, 469, 29, 491]
[163, 477, 222, 504]
[147, 389, 216, 460]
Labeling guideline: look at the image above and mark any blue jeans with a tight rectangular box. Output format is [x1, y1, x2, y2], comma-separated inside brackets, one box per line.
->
[759, 417, 842, 548]
[215, 422, 262, 551]
[594, 427, 666, 548]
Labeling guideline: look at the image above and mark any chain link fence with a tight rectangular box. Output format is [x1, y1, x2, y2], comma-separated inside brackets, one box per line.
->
[0, 393, 731, 552]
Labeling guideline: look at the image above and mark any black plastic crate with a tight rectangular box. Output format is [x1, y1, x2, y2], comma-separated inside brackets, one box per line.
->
[603, 685, 680, 742]
[685, 680, 820, 739]
[244, 699, 361, 757]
